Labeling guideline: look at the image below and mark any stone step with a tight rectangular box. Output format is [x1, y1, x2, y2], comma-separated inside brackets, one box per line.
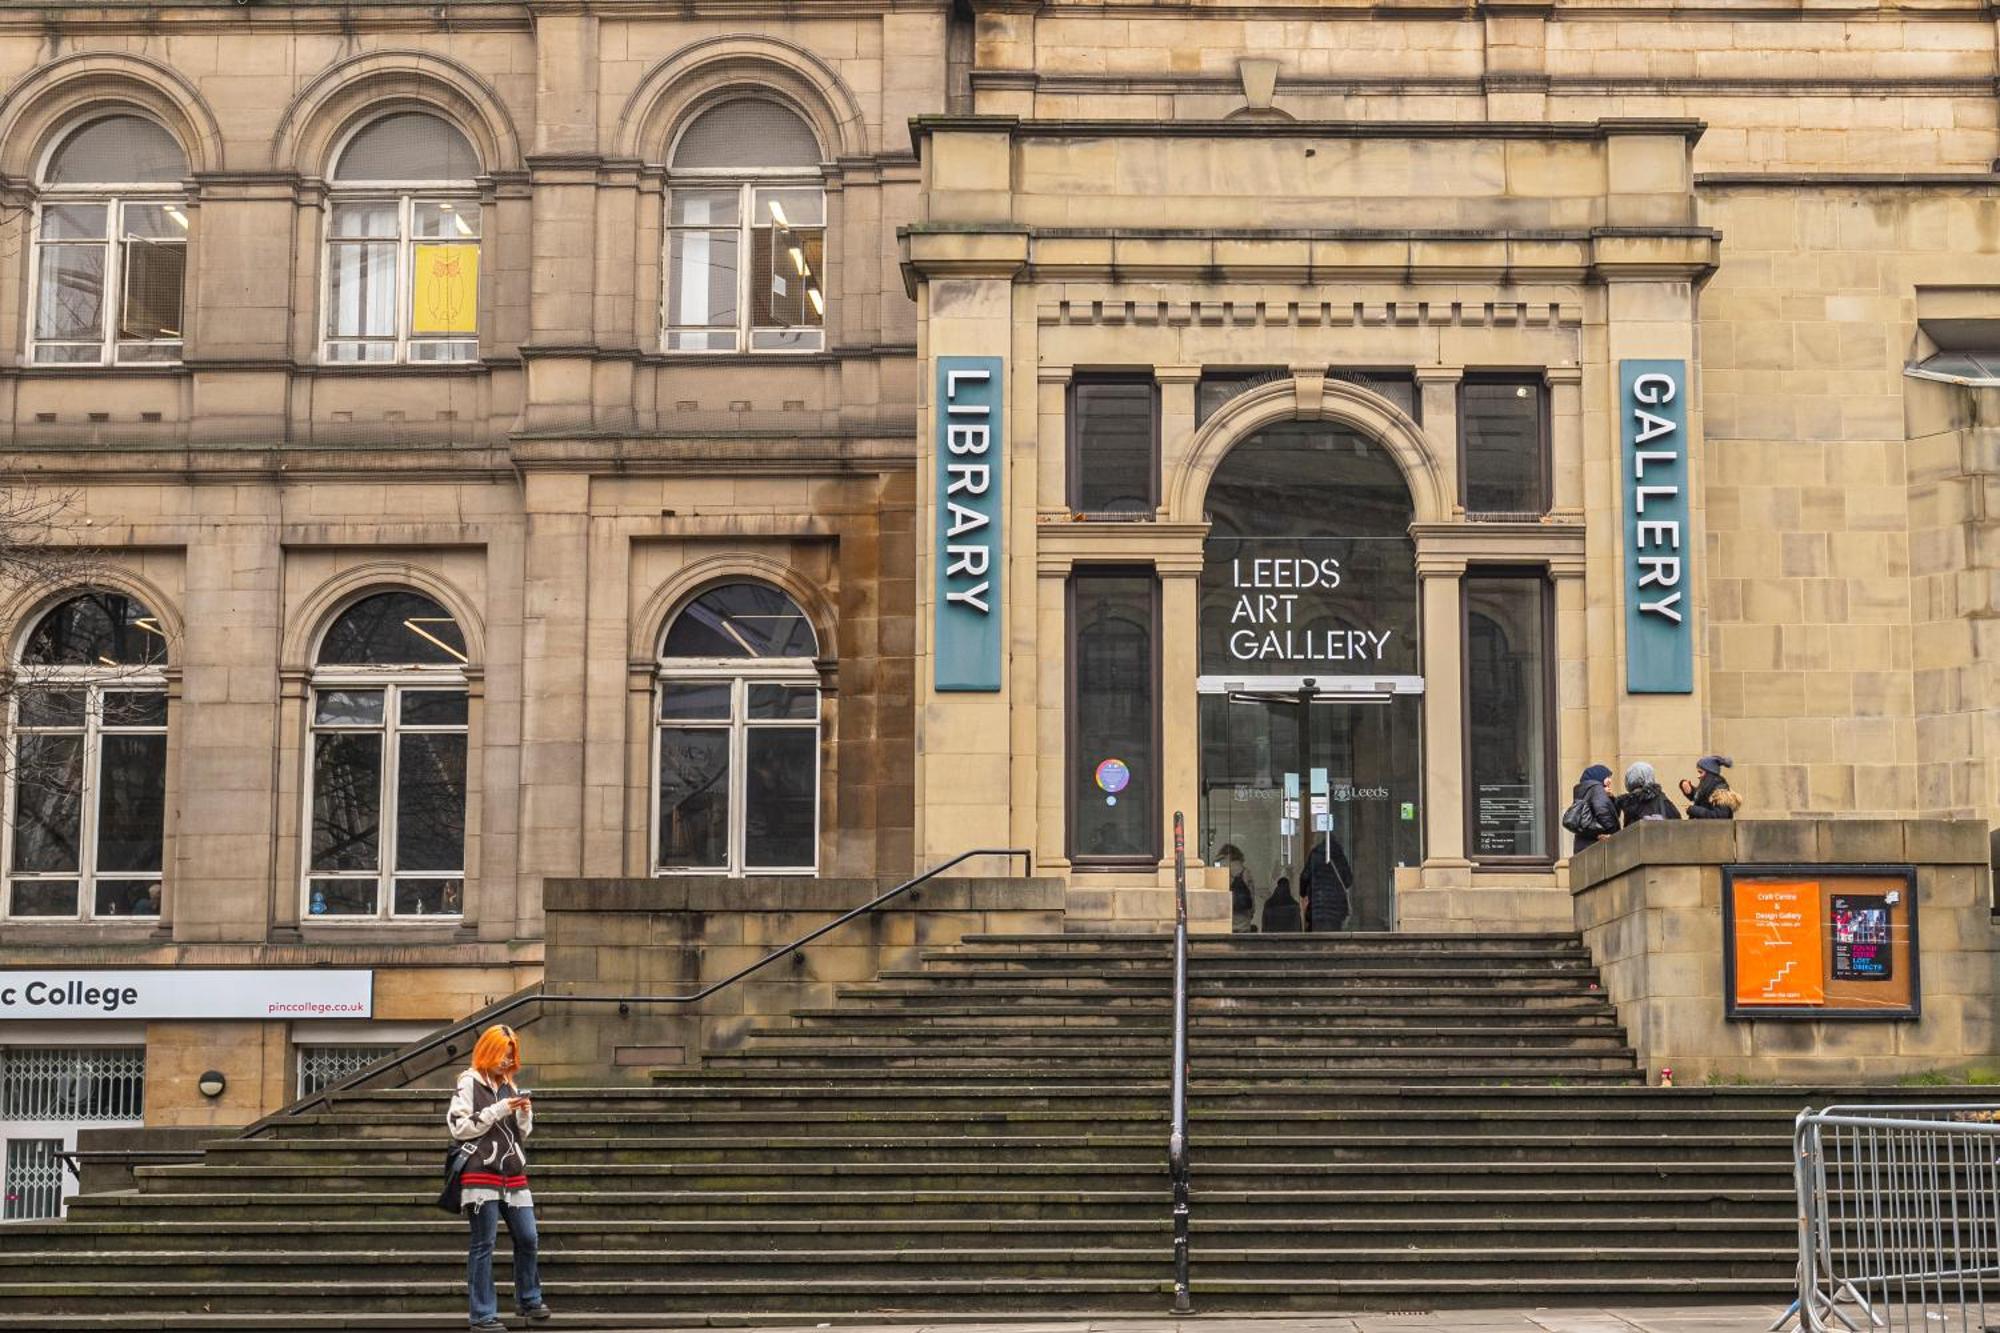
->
[705, 1049, 1645, 1074]
[967, 932, 1589, 950]
[807, 1001, 1623, 1020]
[875, 968, 1599, 988]
[768, 1023, 1627, 1044]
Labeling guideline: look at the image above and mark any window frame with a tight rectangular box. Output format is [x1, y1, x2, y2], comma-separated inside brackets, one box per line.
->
[301, 665, 469, 923]
[320, 116, 483, 366]
[1066, 373, 1161, 516]
[1459, 565, 1558, 869]
[1064, 566, 1163, 870]
[662, 101, 827, 356]
[1, 665, 169, 923]
[28, 123, 190, 367]
[1456, 372, 1551, 518]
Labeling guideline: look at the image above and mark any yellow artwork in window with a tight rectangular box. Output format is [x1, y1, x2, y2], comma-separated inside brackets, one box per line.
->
[411, 243, 478, 335]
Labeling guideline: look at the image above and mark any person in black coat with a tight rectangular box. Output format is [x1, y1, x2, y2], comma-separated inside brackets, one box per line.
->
[1261, 876, 1302, 933]
[1680, 754, 1740, 820]
[1618, 761, 1682, 827]
[1570, 764, 1620, 853]
[1301, 833, 1355, 932]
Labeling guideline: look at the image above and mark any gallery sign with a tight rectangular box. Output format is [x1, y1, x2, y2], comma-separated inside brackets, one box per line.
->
[0, 969, 373, 1020]
[1199, 540, 1419, 676]
[1619, 360, 1694, 694]
[1722, 867, 1918, 1020]
[934, 356, 1003, 692]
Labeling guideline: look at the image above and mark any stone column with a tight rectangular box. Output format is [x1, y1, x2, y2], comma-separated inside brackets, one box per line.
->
[513, 472, 590, 938]
[1415, 366, 1463, 515]
[1547, 364, 1584, 517]
[1417, 553, 1471, 874]
[1156, 365, 1202, 509]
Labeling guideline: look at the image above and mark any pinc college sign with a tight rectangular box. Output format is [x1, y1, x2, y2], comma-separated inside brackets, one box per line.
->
[1619, 359, 1693, 694]
[934, 356, 1004, 691]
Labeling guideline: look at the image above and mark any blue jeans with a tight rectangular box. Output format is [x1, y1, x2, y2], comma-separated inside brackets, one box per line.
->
[466, 1199, 541, 1323]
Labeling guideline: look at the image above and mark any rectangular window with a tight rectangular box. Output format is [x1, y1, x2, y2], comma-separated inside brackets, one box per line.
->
[2, 1138, 64, 1220]
[1464, 573, 1553, 863]
[665, 185, 825, 354]
[31, 200, 186, 365]
[296, 1044, 397, 1098]
[1068, 571, 1159, 865]
[0, 1047, 145, 1121]
[1069, 376, 1158, 515]
[324, 197, 478, 364]
[655, 676, 820, 876]
[1460, 375, 1548, 516]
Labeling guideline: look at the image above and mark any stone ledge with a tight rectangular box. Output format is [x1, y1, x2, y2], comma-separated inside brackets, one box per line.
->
[545, 875, 1067, 915]
[1573, 819, 1993, 888]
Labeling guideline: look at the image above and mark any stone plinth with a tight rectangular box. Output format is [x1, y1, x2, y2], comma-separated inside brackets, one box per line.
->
[531, 875, 1066, 1083]
[1571, 820, 1998, 1084]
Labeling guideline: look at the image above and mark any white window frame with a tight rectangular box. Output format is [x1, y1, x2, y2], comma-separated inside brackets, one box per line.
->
[28, 191, 188, 367]
[321, 117, 481, 366]
[1, 666, 169, 922]
[301, 665, 468, 922]
[652, 661, 821, 877]
[663, 169, 826, 355]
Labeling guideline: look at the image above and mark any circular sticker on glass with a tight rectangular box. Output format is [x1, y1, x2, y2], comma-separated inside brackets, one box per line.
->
[1095, 759, 1131, 795]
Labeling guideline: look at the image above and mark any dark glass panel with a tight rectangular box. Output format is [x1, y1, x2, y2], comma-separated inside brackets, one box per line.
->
[1071, 574, 1156, 861]
[100, 691, 167, 728]
[395, 733, 466, 873]
[18, 690, 86, 729]
[11, 734, 83, 872]
[95, 734, 165, 872]
[662, 583, 817, 660]
[1461, 379, 1546, 515]
[747, 684, 816, 720]
[314, 689, 385, 727]
[308, 878, 376, 916]
[93, 879, 160, 917]
[1466, 578, 1551, 860]
[659, 681, 731, 720]
[400, 690, 468, 727]
[310, 733, 381, 872]
[120, 235, 184, 342]
[657, 728, 729, 868]
[22, 593, 167, 667]
[1072, 379, 1155, 514]
[393, 877, 463, 916]
[743, 727, 816, 868]
[317, 592, 466, 667]
[9, 880, 78, 916]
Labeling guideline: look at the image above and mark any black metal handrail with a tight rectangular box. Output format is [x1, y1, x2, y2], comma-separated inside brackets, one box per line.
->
[248, 847, 1034, 1132]
[1169, 810, 1193, 1313]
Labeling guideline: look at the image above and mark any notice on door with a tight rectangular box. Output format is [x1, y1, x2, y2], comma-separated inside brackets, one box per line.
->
[1723, 867, 1919, 1019]
[1730, 880, 1825, 1008]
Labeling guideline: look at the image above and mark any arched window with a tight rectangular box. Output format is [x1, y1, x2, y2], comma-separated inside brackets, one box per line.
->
[305, 590, 468, 919]
[324, 112, 482, 364]
[5, 592, 170, 920]
[656, 582, 820, 875]
[31, 115, 189, 365]
[665, 99, 825, 354]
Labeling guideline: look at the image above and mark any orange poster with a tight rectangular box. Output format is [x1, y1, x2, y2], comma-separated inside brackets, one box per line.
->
[1733, 879, 1825, 1007]
[411, 243, 478, 335]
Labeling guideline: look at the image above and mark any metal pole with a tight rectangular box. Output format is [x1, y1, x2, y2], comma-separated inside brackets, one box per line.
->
[1170, 810, 1193, 1314]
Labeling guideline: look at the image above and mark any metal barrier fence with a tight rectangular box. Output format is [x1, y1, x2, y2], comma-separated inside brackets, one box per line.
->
[1780, 1103, 2000, 1333]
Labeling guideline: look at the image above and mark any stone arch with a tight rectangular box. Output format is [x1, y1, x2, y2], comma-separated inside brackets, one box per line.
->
[634, 553, 837, 665]
[0, 51, 221, 178]
[1172, 375, 1448, 527]
[271, 49, 523, 178]
[283, 562, 486, 673]
[616, 34, 867, 164]
[2, 568, 185, 665]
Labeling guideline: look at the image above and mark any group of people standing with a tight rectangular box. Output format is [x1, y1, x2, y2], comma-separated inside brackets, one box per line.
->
[1567, 754, 1742, 852]
[1221, 835, 1354, 934]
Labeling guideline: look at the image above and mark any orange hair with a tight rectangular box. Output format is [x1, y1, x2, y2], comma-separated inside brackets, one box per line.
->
[470, 1025, 520, 1080]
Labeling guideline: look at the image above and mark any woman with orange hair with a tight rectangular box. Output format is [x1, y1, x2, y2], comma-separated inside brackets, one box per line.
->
[447, 1024, 549, 1330]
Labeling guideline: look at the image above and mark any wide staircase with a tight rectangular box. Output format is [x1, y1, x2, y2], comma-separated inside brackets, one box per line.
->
[2, 931, 1838, 1327]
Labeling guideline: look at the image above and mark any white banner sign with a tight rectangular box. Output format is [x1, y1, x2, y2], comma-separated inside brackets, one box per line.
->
[0, 970, 372, 1020]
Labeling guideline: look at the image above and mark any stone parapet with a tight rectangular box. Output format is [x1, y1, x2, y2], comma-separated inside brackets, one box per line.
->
[1571, 820, 1998, 1084]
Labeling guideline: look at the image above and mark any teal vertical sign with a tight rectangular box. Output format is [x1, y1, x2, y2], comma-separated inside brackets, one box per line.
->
[935, 356, 1003, 692]
[1620, 359, 1693, 694]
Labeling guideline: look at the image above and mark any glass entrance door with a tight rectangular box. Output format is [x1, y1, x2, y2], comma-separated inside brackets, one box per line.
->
[1199, 684, 1421, 932]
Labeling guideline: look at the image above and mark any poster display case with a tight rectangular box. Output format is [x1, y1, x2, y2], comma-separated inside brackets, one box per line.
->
[1722, 865, 1919, 1020]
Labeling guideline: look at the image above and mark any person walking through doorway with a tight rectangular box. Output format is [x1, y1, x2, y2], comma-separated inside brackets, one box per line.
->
[1618, 761, 1682, 826]
[1301, 831, 1355, 932]
[449, 1024, 551, 1330]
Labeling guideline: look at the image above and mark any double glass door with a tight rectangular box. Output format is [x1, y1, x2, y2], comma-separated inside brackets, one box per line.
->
[1198, 685, 1421, 933]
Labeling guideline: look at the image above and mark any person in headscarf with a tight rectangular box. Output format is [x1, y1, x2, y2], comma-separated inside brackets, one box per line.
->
[1618, 761, 1682, 826]
[1680, 755, 1741, 820]
[1567, 764, 1621, 852]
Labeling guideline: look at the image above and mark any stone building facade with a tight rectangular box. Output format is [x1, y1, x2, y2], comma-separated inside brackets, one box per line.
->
[0, 0, 1994, 1168]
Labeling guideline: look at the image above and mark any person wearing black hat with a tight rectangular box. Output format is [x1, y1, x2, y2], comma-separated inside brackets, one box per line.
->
[1564, 764, 1621, 853]
[1680, 755, 1741, 820]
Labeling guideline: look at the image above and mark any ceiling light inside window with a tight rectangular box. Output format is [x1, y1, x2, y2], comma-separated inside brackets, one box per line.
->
[767, 200, 789, 227]
[789, 247, 807, 276]
[164, 205, 189, 229]
[807, 287, 824, 316]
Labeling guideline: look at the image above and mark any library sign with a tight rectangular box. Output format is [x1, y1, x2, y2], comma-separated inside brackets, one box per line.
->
[934, 356, 1003, 692]
[1620, 360, 1694, 694]
[0, 969, 373, 1020]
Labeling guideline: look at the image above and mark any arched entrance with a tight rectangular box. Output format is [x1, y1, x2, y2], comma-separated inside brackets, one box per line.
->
[1198, 419, 1423, 933]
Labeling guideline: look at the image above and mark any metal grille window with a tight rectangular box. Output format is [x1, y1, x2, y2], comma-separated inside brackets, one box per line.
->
[656, 582, 821, 876]
[324, 113, 482, 364]
[3, 1139, 64, 1220]
[665, 100, 826, 354]
[5, 592, 170, 921]
[305, 590, 469, 920]
[30, 115, 189, 366]
[0, 1048, 145, 1121]
[297, 1044, 397, 1096]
